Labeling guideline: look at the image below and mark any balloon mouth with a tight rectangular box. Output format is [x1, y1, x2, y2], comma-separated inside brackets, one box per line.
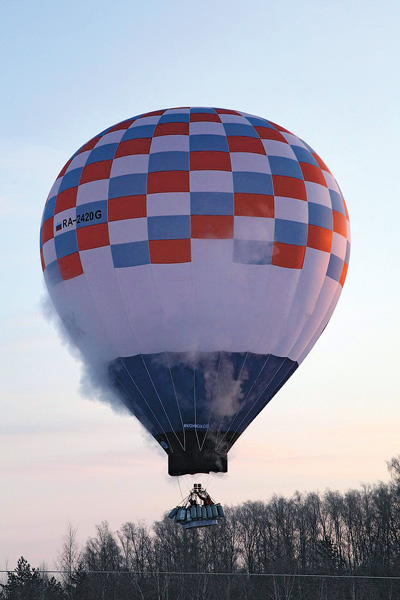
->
[164, 431, 229, 476]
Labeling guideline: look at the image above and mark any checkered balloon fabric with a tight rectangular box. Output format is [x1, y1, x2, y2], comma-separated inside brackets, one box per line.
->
[41, 107, 349, 288]
[41, 108, 350, 470]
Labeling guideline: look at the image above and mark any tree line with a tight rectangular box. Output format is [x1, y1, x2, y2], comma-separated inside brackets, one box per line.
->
[3, 458, 400, 600]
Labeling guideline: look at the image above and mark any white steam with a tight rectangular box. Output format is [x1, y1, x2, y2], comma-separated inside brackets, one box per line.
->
[152, 350, 250, 425]
[40, 294, 129, 416]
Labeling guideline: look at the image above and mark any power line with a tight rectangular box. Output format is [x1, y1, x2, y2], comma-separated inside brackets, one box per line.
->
[1, 571, 400, 580]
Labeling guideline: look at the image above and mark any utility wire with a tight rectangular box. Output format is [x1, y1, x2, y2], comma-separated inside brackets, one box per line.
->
[2, 570, 400, 580]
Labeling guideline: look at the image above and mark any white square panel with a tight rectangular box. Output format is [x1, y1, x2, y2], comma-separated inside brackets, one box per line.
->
[234, 216, 274, 241]
[323, 171, 341, 193]
[274, 196, 308, 223]
[53, 207, 77, 236]
[230, 152, 271, 173]
[42, 238, 56, 266]
[150, 135, 189, 152]
[47, 178, 62, 198]
[218, 114, 248, 124]
[108, 217, 148, 244]
[163, 108, 190, 115]
[66, 151, 90, 172]
[76, 180, 109, 205]
[190, 170, 233, 192]
[147, 192, 190, 216]
[189, 122, 226, 135]
[262, 140, 297, 159]
[239, 111, 262, 119]
[331, 231, 347, 260]
[129, 115, 161, 126]
[305, 181, 331, 208]
[282, 133, 308, 149]
[110, 154, 149, 177]
[95, 130, 126, 146]
[191, 238, 233, 263]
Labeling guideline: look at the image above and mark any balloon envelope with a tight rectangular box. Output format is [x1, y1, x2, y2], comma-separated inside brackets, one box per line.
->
[40, 107, 350, 475]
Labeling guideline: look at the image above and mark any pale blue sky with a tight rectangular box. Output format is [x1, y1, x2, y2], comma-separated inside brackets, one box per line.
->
[1, 0, 399, 568]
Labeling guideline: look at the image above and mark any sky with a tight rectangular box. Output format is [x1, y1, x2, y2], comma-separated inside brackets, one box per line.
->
[1, 0, 400, 569]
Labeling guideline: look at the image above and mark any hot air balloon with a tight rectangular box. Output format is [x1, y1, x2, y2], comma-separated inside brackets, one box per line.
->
[40, 107, 350, 479]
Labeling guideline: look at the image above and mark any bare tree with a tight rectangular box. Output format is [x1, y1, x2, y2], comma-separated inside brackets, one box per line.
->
[56, 522, 82, 599]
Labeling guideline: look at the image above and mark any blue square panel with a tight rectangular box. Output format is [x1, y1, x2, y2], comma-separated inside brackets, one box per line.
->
[290, 146, 319, 167]
[109, 174, 147, 198]
[149, 151, 189, 172]
[55, 230, 78, 258]
[122, 125, 156, 141]
[148, 215, 190, 240]
[159, 113, 189, 123]
[308, 203, 333, 229]
[327, 254, 343, 282]
[43, 196, 57, 222]
[86, 143, 118, 164]
[76, 201, 108, 228]
[111, 241, 150, 267]
[234, 239, 273, 265]
[190, 192, 233, 215]
[233, 172, 273, 195]
[45, 260, 62, 285]
[189, 135, 229, 152]
[223, 123, 258, 138]
[345, 241, 351, 264]
[274, 219, 308, 246]
[245, 117, 275, 129]
[190, 107, 216, 114]
[329, 190, 345, 215]
[59, 168, 83, 192]
[268, 156, 303, 179]
[302, 140, 316, 153]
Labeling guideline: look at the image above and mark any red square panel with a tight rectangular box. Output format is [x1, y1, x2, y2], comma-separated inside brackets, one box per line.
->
[147, 171, 189, 193]
[108, 195, 147, 221]
[307, 225, 333, 253]
[267, 121, 293, 134]
[77, 223, 110, 251]
[339, 262, 348, 287]
[190, 113, 221, 122]
[40, 248, 45, 271]
[214, 109, 241, 115]
[227, 136, 266, 154]
[115, 138, 151, 157]
[55, 187, 78, 214]
[312, 152, 331, 173]
[107, 119, 135, 132]
[272, 175, 307, 201]
[272, 242, 305, 269]
[77, 136, 102, 155]
[300, 163, 327, 187]
[58, 252, 84, 280]
[149, 239, 191, 263]
[191, 215, 234, 239]
[154, 122, 189, 137]
[41, 217, 54, 245]
[80, 160, 113, 184]
[343, 198, 349, 220]
[234, 193, 274, 217]
[190, 151, 231, 171]
[140, 110, 166, 117]
[333, 210, 347, 237]
[254, 127, 288, 142]
[57, 158, 73, 178]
